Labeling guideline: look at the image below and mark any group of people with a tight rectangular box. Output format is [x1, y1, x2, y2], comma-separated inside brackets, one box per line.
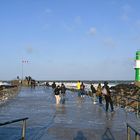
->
[77, 81, 114, 112]
[51, 81, 114, 112]
[52, 82, 66, 105]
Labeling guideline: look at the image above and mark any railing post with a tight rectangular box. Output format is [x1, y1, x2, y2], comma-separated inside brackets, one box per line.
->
[135, 132, 139, 140]
[127, 125, 131, 140]
[22, 120, 26, 140]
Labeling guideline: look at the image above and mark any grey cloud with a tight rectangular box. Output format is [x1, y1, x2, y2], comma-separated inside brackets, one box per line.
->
[25, 46, 33, 54]
[88, 27, 96, 36]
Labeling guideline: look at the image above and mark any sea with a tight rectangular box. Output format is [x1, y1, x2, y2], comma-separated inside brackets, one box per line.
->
[45, 80, 134, 91]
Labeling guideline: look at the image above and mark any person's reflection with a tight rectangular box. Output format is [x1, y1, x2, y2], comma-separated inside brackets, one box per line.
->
[56, 104, 66, 114]
[73, 131, 87, 140]
[102, 127, 115, 140]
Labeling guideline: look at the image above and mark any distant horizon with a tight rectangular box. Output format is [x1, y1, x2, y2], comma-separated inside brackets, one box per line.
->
[0, 79, 134, 82]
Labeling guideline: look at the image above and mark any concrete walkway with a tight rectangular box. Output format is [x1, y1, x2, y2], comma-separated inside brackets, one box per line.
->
[0, 87, 139, 140]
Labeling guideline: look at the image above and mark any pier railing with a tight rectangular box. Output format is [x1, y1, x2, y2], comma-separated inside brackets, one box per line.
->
[127, 123, 140, 140]
[0, 117, 28, 140]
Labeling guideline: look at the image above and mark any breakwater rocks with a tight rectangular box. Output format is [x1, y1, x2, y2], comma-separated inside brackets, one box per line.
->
[110, 84, 140, 112]
[0, 86, 19, 105]
[110, 84, 139, 94]
[67, 83, 140, 113]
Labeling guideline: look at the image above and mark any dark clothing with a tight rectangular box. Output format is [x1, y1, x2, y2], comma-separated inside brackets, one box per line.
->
[105, 96, 114, 111]
[103, 85, 114, 112]
[80, 83, 85, 90]
[60, 85, 66, 104]
[61, 85, 66, 95]
[90, 85, 96, 93]
[80, 83, 85, 96]
[99, 96, 102, 104]
[54, 87, 60, 95]
[31, 80, 36, 88]
[52, 83, 56, 89]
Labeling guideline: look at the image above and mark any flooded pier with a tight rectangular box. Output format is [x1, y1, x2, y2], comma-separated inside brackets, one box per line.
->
[0, 87, 140, 140]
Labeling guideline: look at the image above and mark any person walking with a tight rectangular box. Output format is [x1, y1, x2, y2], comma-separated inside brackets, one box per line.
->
[54, 85, 61, 105]
[102, 81, 114, 112]
[96, 83, 102, 104]
[60, 83, 66, 104]
[80, 82, 85, 98]
[52, 82, 56, 89]
[77, 81, 81, 97]
[90, 84, 96, 104]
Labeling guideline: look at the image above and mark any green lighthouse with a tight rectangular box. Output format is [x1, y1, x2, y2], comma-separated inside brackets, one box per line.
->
[135, 51, 140, 82]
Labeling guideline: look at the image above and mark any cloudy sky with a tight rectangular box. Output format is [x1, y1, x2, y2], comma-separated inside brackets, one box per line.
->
[0, 0, 139, 80]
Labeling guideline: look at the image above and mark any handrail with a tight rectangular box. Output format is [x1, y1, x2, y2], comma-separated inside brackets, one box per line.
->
[0, 117, 28, 126]
[0, 117, 29, 140]
[127, 123, 140, 140]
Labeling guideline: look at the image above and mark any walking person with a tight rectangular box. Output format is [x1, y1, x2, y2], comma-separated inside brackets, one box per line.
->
[90, 84, 96, 104]
[52, 82, 56, 89]
[80, 82, 85, 98]
[52, 82, 56, 93]
[96, 83, 102, 104]
[77, 81, 81, 97]
[60, 83, 66, 104]
[102, 81, 114, 112]
[54, 85, 61, 105]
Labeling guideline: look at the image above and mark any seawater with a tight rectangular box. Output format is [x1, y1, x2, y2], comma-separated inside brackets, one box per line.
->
[47, 80, 134, 91]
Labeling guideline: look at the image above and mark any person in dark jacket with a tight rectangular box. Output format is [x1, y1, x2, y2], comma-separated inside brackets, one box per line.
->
[52, 82, 56, 89]
[80, 82, 85, 98]
[60, 83, 66, 104]
[54, 85, 61, 105]
[102, 81, 114, 112]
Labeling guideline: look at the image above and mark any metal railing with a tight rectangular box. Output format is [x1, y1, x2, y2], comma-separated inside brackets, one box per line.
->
[127, 123, 140, 140]
[0, 117, 28, 140]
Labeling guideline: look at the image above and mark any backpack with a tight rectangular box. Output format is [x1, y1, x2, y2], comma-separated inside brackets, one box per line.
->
[102, 87, 107, 95]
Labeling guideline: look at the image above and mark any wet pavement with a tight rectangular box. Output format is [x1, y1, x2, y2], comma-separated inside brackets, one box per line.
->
[0, 87, 140, 140]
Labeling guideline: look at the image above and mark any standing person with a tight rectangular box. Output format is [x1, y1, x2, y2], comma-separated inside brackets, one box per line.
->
[96, 83, 102, 104]
[90, 84, 96, 104]
[54, 85, 61, 105]
[77, 81, 81, 97]
[52, 82, 56, 89]
[80, 82, 85, 98]
[60, 83, 66, 104]
[102, 81, 114, 112]
[31, 79, 36, 88]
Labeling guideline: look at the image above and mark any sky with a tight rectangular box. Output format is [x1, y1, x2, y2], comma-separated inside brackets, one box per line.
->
[0, 0, 140, 81]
